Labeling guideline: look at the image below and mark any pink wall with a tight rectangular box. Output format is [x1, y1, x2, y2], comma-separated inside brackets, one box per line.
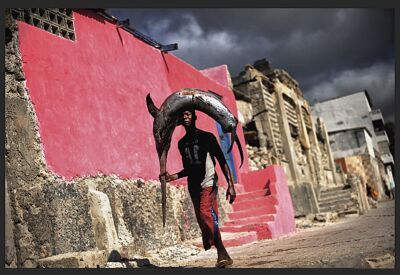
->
[17, 10, 248, 183]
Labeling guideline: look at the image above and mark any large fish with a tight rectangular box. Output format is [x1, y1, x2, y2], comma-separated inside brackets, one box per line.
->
[146, 88, 244, 227]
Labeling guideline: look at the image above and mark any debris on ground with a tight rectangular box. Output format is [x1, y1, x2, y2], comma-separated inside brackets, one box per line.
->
[365, 253, 395, 268]
[295, 211, 341, 230]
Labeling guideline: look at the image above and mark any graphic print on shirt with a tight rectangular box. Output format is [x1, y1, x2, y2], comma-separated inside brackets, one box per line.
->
[184, 140, 202, 165]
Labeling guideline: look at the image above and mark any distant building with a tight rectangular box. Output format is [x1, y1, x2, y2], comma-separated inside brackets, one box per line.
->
[311, 91, 394, 200]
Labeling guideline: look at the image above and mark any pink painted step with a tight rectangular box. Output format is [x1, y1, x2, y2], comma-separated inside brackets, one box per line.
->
[232, 195, 277, 212]
[235, 188, 271, 203]
[222, 213, 275, 227]
[221, 222, 273, 239]
[220, 231, 258, 247]
[189, 231, 258, 248]
[228, 205, 277, 220]
[234, 184, 245, 193]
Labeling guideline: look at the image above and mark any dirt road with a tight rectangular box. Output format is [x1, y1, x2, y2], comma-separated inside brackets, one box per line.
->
[179, 200, 395, 268]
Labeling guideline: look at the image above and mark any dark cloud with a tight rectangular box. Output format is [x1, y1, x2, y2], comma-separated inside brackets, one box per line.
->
[308, 61, 395, 121]
[107, 8, 395, 122]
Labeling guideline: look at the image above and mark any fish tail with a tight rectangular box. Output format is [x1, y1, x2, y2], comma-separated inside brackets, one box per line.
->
[146, 93, 159, 118]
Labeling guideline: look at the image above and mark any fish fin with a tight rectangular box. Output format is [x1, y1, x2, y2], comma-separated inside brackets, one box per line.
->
[146, 93, 159, 118]
[235, 134, 244, 168]
[227, 131, 235, 154]
[227, 131, 244, 168]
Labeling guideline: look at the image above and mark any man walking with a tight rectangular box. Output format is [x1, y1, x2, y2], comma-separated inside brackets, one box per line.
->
[162, 108, 236, 268]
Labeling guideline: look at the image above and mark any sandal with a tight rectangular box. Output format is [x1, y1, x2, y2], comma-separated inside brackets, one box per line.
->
[215, 258, 233, 268]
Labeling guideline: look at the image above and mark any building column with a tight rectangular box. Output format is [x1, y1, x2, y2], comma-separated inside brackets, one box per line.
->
[250, 80, 270, 148]
[319, 119, 338, 184]
[275, 87, 299, 186]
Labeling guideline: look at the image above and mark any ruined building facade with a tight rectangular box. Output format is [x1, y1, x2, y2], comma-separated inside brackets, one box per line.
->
[232, 59, 359, 217]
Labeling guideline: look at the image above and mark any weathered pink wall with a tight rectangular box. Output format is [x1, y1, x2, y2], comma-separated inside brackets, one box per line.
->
[17, 10, 248, 183]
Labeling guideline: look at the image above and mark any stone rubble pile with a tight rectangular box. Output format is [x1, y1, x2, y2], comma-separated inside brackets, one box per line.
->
[246, 144, 270, 171]
[295, 212, 339, 230]
[144, 243, 202, 267]
[367, 197, 378, 208]
[365, 253, 395, 268]
[105, 243, 202, 268]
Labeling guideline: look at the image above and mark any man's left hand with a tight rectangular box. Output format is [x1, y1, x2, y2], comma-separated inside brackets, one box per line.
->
[226, 186, 236, 204]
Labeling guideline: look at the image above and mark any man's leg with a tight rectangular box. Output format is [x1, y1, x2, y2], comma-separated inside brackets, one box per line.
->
[189, 188, 212, 251]
[198, 186, 233, 267]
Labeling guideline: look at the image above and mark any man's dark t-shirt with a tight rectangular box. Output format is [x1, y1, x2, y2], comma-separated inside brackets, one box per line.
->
[177, 129, 227, 192]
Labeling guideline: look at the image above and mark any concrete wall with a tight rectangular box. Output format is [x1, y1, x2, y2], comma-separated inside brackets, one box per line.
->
[329, 128, 375, 159]
[16, 9, 248, 182]
[311, 91, 378, 151]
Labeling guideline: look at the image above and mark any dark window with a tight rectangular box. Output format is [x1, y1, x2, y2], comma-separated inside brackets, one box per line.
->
[372, 119, 384, 132]
[243, 121, 259, 147]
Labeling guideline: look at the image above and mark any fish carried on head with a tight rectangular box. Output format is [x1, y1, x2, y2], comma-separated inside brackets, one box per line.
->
[146, 88, 244, 227]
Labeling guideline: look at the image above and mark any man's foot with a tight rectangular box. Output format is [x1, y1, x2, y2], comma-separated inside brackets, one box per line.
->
[215, 258, 233, 268]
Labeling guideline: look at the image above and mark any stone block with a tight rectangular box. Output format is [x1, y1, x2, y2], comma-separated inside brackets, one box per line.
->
[37, 250, 107, 268]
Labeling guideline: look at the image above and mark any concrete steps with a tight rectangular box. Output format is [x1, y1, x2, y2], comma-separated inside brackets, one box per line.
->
[221, 222, 273, 239]
[317, 186, 359, 216]
[223, 214, 275, 227]
[234, 188, 271, 202]
[231, 195, 278, 212]
[190, 166, 296, 248]
[228, 205, 276, 220]
[217, 188, 278, 247]
[318, 186, 358, 216]
[319, 197, 354, 209]
[318, 192, 351, 203]
[319, 189, 352, 200]
[319, 185, 348, 193]
[319, 203, 355, 213]
[224, 189, 277, 237]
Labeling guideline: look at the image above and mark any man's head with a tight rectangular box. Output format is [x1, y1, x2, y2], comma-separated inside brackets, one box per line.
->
[179, 108, 197, 128]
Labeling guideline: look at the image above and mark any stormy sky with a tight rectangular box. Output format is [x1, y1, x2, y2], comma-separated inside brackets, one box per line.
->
[107, 9, 395, 122]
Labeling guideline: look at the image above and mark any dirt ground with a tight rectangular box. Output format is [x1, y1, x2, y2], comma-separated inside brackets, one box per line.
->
[175, 200, 395, 268]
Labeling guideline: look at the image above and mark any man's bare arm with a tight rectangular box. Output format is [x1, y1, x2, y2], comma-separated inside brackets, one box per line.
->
[222, 164, 236, 204]
[160, 170, 187, 182]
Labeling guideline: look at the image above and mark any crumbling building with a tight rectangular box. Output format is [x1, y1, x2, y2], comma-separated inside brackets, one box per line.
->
[231, 59, 360, 217]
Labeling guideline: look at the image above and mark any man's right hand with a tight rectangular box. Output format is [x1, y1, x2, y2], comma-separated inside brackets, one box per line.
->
[159, 172, 178, 182]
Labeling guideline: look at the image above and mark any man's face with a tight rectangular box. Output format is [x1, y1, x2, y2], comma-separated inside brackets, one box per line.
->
[181, 110, 193, 127]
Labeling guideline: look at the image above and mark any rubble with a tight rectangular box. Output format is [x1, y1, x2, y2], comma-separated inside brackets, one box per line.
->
[144, 243, 202, 267]
[365, 253, 395, 268]
[246, 144, 270, 171]
[314, 212, 338, 223]
[367, 197, 378, 208]
[37, 250, 108, 268]
[295, 211, 340, 230]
